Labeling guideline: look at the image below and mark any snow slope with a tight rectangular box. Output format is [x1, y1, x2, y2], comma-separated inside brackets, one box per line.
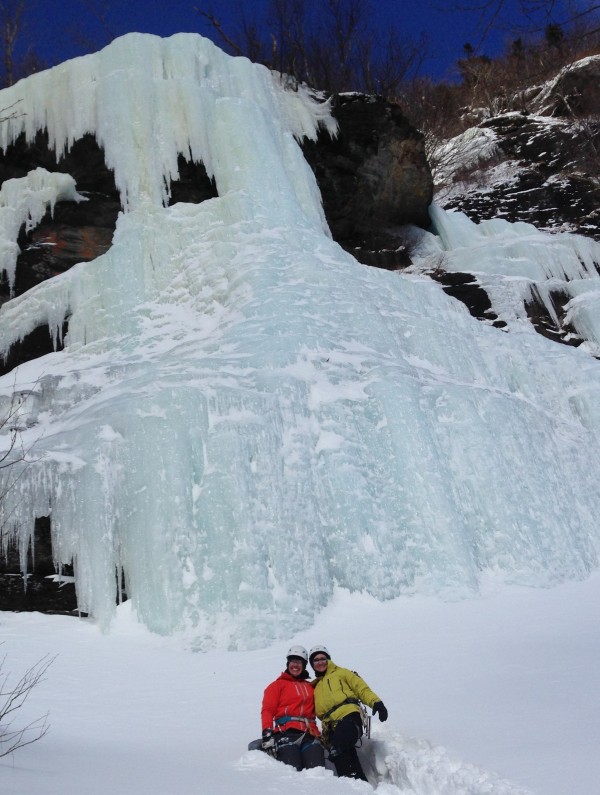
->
[2, 574, 600, 794]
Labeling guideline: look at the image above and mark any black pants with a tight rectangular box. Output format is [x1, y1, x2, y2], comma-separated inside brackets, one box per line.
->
[276, 730, 325, 771]
[326, 711, 367, 781]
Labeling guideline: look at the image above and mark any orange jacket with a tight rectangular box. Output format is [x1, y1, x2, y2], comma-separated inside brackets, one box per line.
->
[261, 672, 320, 736]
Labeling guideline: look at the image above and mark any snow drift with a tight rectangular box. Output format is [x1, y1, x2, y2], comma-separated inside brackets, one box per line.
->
[0, 33, 600, 649]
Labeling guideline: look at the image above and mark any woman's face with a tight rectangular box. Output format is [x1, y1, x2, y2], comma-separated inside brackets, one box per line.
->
[311, 655, 329, 673]
[287, 658, 305, 676]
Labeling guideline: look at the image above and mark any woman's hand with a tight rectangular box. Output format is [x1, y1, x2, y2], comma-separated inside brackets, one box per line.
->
[372, 701, 388, 722]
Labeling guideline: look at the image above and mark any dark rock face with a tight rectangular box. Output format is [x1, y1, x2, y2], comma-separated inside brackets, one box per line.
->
[0, 132, 122, 378]
[0, 322, 68, 377]
[0, 134, 219, 378]
[0, 132, 219, 304]
[434, 58, 600, 345]
[436, 57, 600, 242]
[534, 55, 600, 117]
[440, 113, 600, 240]
[0, 517, 78, 614]
[0, 131, 121, 305]
[303, 93, 433, 269]
[430, 270, 505, 329]
[525, 286, 583, 348]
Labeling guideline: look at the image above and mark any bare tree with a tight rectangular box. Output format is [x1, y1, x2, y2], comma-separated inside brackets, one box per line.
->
[0, 378, 44, 552]
[0, 381, 38, 474]
[196, 0, 426, 96]
[0, 0, 47, 86]
[448, 0, 600, 47]
[68, 0, 122, 56]
[0, 0, 25, 86]
[0, 646, 54, 757]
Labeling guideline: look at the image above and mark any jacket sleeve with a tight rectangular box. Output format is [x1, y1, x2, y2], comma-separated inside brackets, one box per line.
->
[344, 669, 381, 709]
[261, 680, 281, 731]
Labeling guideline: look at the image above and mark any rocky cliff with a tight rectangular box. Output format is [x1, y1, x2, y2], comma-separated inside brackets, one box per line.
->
[432, 55, 600, 345]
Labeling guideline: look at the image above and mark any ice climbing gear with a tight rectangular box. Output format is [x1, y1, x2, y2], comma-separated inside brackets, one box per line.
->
[309, 645, 330, 664]
[287, 645, 308, 662]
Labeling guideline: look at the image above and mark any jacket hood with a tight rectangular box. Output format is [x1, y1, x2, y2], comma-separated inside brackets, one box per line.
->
[279, 669, 310, 682]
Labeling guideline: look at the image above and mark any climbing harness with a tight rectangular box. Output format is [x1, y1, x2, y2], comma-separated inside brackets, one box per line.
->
[320, 697, 361, 722]
[274, 715, 317, 732]
[359, 702, 371, 740]
[320, 699, 372, 750]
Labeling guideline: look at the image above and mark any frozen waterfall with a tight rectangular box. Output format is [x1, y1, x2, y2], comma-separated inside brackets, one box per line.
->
[0, 33, 600, 649]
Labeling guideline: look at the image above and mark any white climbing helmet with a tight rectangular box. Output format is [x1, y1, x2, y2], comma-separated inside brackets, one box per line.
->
[309, 645, 331, 664]
[286, 645, 309, 663]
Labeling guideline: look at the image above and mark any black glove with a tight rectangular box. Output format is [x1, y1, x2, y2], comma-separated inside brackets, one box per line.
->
[261, 728, 275, 751]
[372, 701, 388, 722]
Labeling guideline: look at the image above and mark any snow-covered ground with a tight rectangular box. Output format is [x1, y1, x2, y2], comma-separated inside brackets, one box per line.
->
[2, 573, 599, 794]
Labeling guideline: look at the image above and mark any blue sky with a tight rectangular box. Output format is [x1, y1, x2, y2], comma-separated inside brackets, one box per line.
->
[23, 0, 580, 81]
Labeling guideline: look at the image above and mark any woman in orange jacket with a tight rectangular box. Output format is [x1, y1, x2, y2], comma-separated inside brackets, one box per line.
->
[261, 645, 325, 771]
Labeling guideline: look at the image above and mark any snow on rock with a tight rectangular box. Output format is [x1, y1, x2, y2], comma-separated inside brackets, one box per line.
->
[532, 53, 600, 116]
[432, 107, 600, 242]
[1, 34, 600, 650]
[412, 204, 600, 350]
[432, 125, 502, 187]
[0, 167, 83, 292]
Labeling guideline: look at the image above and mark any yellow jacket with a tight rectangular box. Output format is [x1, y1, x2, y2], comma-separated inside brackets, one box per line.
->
[313, 661, 380, 724]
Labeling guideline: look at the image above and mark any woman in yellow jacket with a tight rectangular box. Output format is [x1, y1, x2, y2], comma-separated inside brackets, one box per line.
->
[309, 645, 388, 781]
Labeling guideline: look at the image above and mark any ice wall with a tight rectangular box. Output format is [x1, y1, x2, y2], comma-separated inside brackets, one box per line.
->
[1, 34, 600, 649]
[0, 33, 335, 217]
